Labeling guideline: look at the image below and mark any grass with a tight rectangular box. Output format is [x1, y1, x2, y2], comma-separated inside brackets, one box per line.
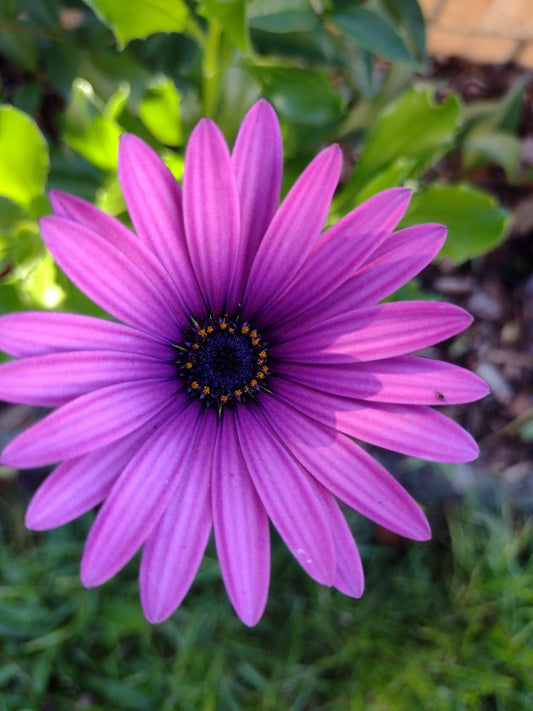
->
[0, 477, 532, 711]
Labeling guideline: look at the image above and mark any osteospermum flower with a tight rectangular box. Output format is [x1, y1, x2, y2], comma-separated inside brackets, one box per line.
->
[0, 100, 488, 626]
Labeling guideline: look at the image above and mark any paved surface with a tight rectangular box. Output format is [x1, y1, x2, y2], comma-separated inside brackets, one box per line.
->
[421, 0, 533, 66]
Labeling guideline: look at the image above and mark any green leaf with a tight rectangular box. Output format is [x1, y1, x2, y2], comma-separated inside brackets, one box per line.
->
[380, 0, 427, 62]
[201, 0, 249, 52]
[82, 0, 190, 47]
[328, 6, 418, 68]
[491, 74, 530, 133]
[463, 130, 521, 179]
[22, 251, 66, 310]
[0, 105, 49, 208]
[350, 157, 414, 204]
[401, 183, 511, 264]
[62, 79, 122, 172]
[139, 77, 182, 146]
[248, 0, 318, 33]
[0, 27, 39, 72]
[339, 87, 461, 208]
[246, 65, 345, 126]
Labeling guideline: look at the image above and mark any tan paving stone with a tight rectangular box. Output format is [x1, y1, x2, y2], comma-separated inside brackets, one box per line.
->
[432, 0, 533, 40]
[427, 27, 518, 63]
[436, 0, 494, 34]
[516, 42, 533, 67]
[418, 0, 442, 20]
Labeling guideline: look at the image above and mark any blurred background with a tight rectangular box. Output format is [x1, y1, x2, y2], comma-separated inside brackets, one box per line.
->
[0, 1, 532, 709]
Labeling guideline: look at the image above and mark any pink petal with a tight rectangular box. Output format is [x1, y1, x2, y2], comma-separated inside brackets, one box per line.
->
[261, 394, 431, 540]
[49, 190, 193, 315]
[40, 216, 187, 337]
[272, 302, 473, 363]
[51, 188, 136, 248]
[319, 490, 365, 597]
[81, 403, 200, 587]
[0, 350, 175, 407]
[140, 410, 217, 623]
[117, 136, 204, 315]
[277, 356, 489, 405]
[0, 311, 169, 359]
[182, 119, 240, 314]
[25, 405, 172, 530]
[228, 99, 282, 306]
[1, 380, 183, 468]
[212, 410, 270, 626]
[274, 377, 479, 463]
[244, 144, 342, 317]
[235, 406, 336, 585]
[281, 223, 447, 329]
[262, 188, 412, 327]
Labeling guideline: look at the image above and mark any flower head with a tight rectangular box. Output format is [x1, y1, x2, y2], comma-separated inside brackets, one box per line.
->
[0, 100, 488, 626]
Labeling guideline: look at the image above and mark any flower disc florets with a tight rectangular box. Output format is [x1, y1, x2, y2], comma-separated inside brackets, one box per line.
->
[175, 313, 270, 411]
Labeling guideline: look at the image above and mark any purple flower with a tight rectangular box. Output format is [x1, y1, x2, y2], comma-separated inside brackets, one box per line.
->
[0, 100, 488, 626]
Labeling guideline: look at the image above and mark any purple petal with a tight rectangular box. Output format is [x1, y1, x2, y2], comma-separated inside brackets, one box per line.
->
[235, 405, 336, 585]
[49, 190, 194, 317]
[261, 394, 431, 540]
[1, 380, 183, 468]
[140, 410, 217, 623]
[244, 144, 343, 317]
[262, 188, 412, 327]
[272, 302, 473, 363]
[274, 377, 479, 463]
[0, 350, 175, 407]
[51, 188, 136, 247]
[280, 223, 447, 329]
[212, 410, 270, 626]
[81, 403, 200, 587]
[25, 405, 172, 530]
[0, 311, 170, 359]
[40, 216, 186, 338]
[319, 490, 365, 597]
[117, 136, 204, 314]
[278, 356, 489, 405]
[228, 99, 282, 305]
[182, 119, 240, 314]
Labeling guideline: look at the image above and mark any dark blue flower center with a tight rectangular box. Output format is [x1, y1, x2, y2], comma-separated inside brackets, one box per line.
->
[175, 314, 270, 412]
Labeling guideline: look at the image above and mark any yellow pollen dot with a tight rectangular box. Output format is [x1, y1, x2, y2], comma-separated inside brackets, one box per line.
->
[229, 327, 235, 333]
[241, 325, 250, 334]
[261, 365, 269, 373]
[251, 338, 260, 346]
[250, 379, 258, 387]
[192, 343, 200, 350]
[198, 328, 207, 337]
[206, 325, 214, 333]
[259, 350, 267, 358]
[257, 372, 265, 379]
[185, 362, 193, 369]
[220, 322, 228, 330]
[220, 395, 229, 403]
[234, 389, 242, 397]
[202, 386, 210, 395]
[243, 386, 250, 393]
[250, 330, 258, 338]
[191, 381, 199, 390]
[257, 358, 264, 366]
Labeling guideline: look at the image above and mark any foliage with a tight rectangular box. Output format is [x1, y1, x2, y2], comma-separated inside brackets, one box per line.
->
[0, 482, 531, 710]
[0, 0, 516, 316]
[0, 3, 528, 707]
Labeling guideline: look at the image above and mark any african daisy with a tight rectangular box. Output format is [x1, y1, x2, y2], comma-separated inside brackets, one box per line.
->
[0, 99, 488, 626]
